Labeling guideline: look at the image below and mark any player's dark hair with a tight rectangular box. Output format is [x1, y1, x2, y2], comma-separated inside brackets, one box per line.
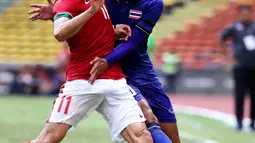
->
[237, 4, 253, 13]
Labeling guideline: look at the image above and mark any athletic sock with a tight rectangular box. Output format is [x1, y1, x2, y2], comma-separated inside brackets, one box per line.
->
[147, 122, 172, 143]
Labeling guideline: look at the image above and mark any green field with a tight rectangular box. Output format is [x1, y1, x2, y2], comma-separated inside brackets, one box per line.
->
[0, 96, 254, 143]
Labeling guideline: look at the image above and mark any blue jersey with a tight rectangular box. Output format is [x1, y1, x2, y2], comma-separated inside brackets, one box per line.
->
[105, 0, 163, 85]
[105, 0, 176, 123]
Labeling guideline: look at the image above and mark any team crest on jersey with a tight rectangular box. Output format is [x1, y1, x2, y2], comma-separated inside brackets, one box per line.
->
[129, 9, 142, 19]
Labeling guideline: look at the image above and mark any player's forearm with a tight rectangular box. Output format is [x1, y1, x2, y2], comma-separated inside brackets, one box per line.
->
[54, 8, 96, 42]
[105, 41, 136, 66]
[105, 29, 148, 66]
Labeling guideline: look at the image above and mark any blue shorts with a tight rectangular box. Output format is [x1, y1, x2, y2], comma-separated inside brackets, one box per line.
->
[130, 83, 176, 123]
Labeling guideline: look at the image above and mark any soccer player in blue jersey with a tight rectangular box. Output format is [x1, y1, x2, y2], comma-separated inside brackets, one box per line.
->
[28, 0, 181, 142]
[89, 1, 181, 142]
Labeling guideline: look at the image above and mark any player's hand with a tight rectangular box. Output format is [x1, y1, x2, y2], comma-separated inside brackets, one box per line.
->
[90, 0, 105, 13]
[28, 0, 54, 21]
[89, 57, 108, 84]
[115, 24, 132, 41]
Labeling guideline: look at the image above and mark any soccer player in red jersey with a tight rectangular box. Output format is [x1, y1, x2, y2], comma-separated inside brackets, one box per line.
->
[27, 0, 153, 143]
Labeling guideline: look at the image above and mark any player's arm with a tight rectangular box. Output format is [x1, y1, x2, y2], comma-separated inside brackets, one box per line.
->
[219, 24, 234, 55]
[53, 0, 104, 42]
[105, 0, 164, 66]
[54, 9, 96, 42]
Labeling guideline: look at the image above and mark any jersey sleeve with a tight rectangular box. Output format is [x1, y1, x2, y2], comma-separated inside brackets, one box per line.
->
[220, 24, 234, 41]
[135, 0, 163, 35]
[105, 0, 164, 66]
[53, 0, 81, 21]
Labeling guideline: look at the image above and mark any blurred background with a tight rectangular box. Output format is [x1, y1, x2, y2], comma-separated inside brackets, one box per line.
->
[0, 0, 255, 143]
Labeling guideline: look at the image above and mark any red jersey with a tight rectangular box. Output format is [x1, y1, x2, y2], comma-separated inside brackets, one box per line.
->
[53, 0, 125, 81]
[56, 46, 70, 72]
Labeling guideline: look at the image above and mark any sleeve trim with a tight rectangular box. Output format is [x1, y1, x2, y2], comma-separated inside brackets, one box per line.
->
[54, 12, 73, 21]
[135, 24, 150, 35]
[139, 18, 155, 27]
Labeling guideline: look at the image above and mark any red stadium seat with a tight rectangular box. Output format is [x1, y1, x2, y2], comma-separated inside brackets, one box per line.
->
[155, 3, 243, 69]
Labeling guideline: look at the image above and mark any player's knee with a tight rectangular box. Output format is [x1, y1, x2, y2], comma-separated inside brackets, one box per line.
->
[132, 124, 153, 143]
[138, 99, 158, 124]
[139, 130, 153, 143]
[122, 123, 153, 143]
[130, 127, 153, 143]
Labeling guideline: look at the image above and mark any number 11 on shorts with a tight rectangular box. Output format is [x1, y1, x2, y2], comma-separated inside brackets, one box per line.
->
[57, 96, 72, 114]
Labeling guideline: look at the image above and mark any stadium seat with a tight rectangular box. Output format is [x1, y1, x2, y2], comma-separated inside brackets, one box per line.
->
[0, 0, 59, 65]
[154, 2, 239, 69]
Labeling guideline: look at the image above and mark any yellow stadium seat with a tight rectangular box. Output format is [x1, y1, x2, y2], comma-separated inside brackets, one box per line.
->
[0, 0, 60, 64]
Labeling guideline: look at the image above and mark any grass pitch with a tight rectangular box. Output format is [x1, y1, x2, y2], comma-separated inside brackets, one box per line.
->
[0, 96, 254, 143]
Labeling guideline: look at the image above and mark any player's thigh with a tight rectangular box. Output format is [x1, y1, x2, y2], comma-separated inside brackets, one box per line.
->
[130, 84, 158, 123]
[98, 101, 151, 143]
[137, 98, 158, 124]
[138, 83, 181, 142]
[136, 82, 177, 123]
[49, 80, 104, 129]
[97, 78, 147, 142]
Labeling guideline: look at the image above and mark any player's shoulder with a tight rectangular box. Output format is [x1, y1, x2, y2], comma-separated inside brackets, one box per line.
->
[137, 0, 163, 13]
[150, 0, 164, 7]
[229, 21, 244, 31]
[141, 0, 163, 9]
[232, 21, 240, 27]
[221, 21, 236, 31]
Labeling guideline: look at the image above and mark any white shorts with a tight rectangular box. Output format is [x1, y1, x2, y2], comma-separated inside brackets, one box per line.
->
[48, 78, 146, 143]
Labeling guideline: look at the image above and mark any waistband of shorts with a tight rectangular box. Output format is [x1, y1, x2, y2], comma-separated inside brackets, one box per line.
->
[66, 75, 125, 81]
